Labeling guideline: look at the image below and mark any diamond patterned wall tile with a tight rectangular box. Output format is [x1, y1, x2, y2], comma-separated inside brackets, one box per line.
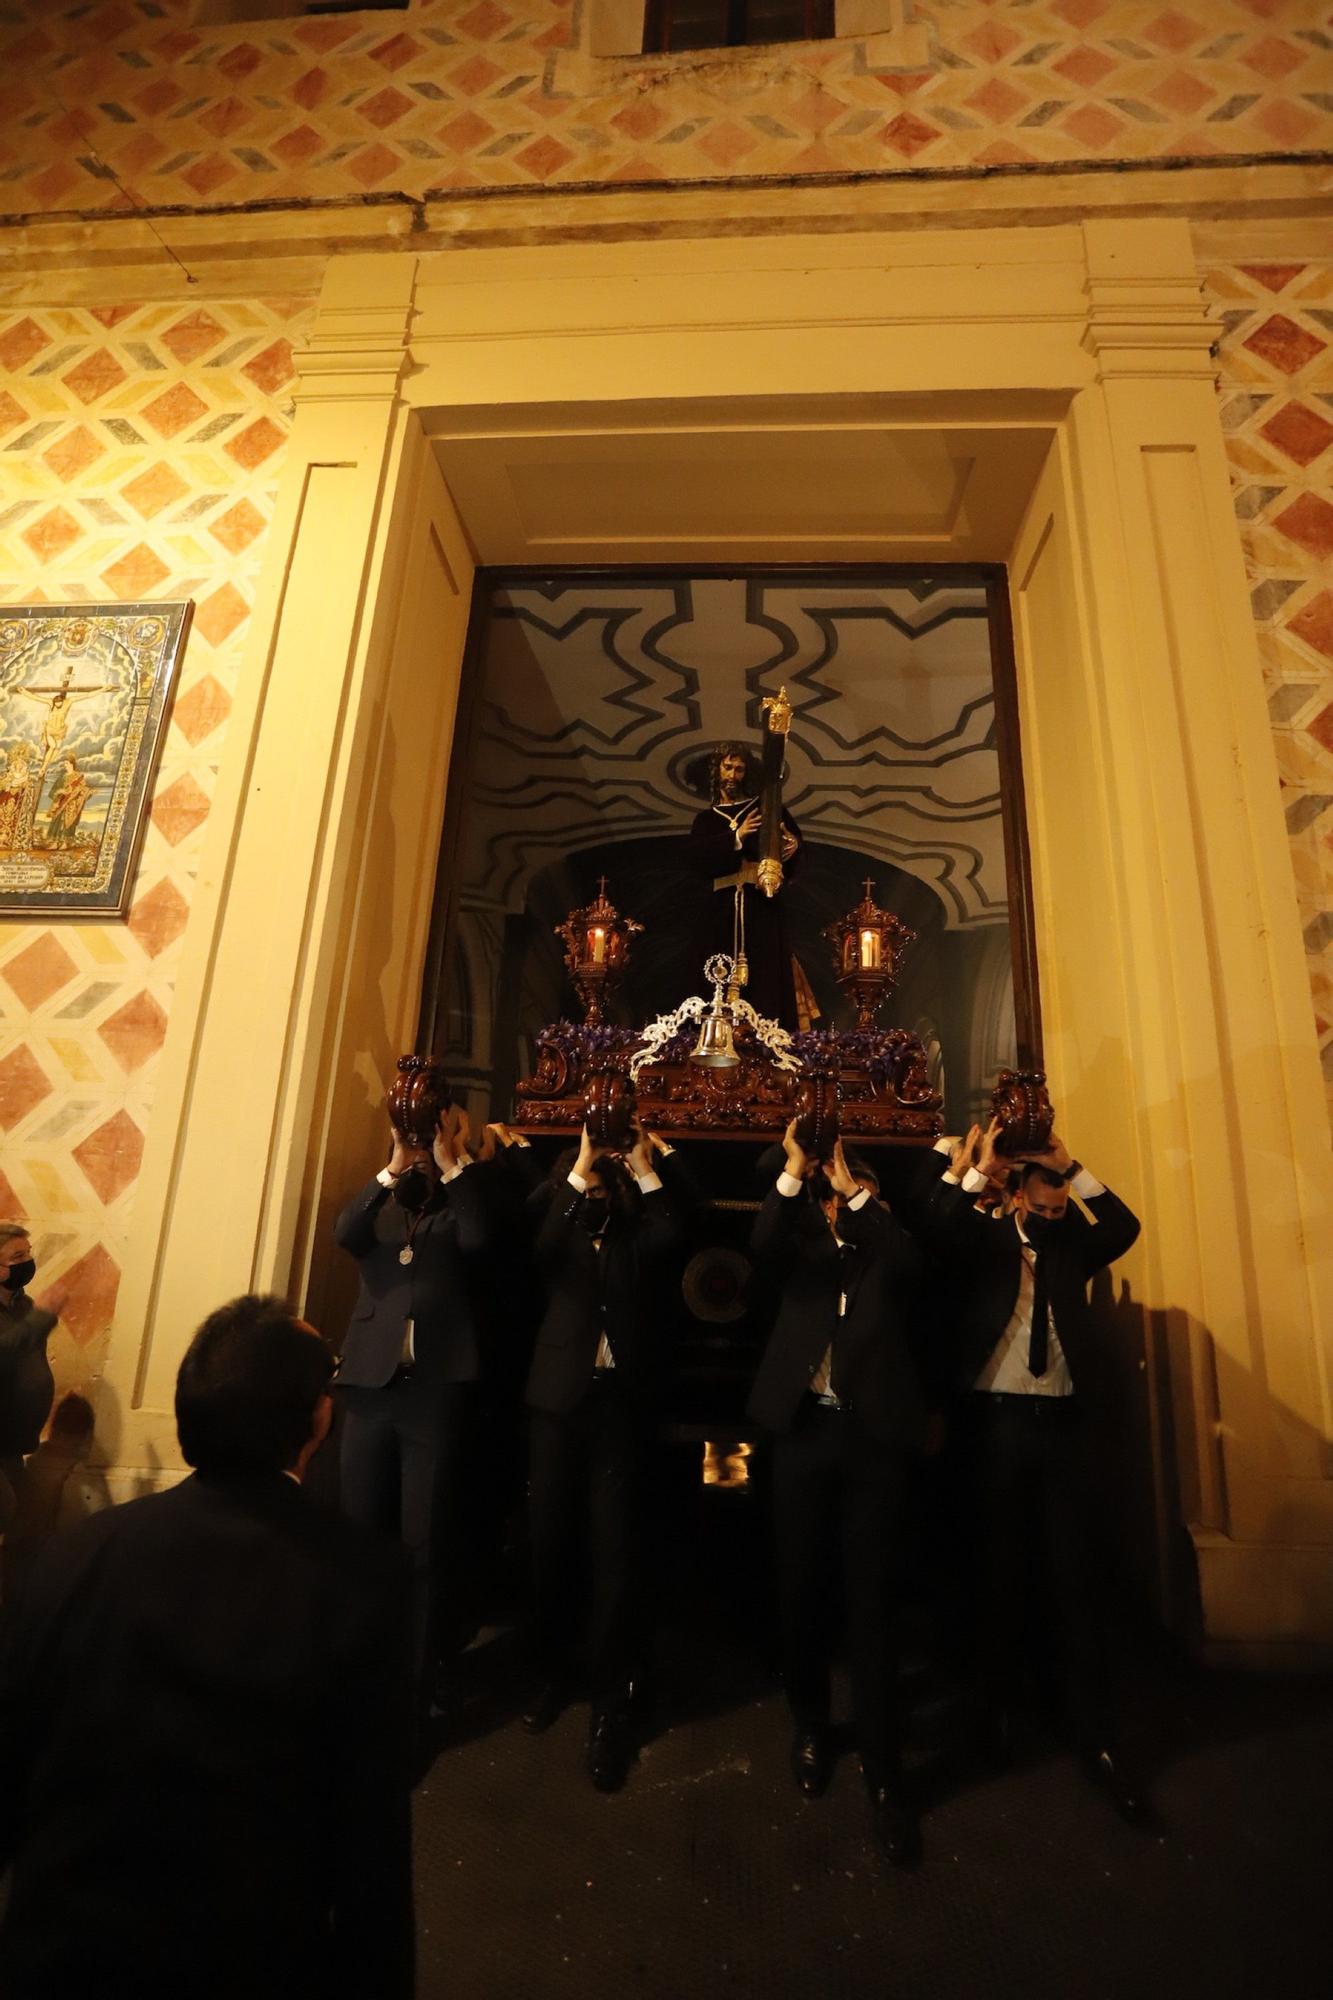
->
[0, 0, 1328, 212]
[0, 290, 315, 1406]
[1205, 258, 1333, 1133]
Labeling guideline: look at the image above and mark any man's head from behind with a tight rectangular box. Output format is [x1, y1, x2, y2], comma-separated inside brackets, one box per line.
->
[176, 1295, 334, 1481]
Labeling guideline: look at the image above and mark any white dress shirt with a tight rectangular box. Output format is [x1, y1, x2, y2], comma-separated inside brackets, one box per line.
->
[969, 1166, 1106, 1398]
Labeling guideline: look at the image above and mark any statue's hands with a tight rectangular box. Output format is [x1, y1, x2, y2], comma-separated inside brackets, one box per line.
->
[781, 1116, 809, 1182]
[780, 827, 798, 860]
[574, 1123, 597, 1181]
[950, 1125, 982, 1179]
[827, 1139, 859, 1199]
[737, 806, 762, 841]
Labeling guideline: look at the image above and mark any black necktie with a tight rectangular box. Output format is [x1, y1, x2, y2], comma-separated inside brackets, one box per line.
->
[1027, 1246, 1049, 1378]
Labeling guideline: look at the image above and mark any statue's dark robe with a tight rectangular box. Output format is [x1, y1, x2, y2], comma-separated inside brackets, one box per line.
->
[684, 801, 803, 1030]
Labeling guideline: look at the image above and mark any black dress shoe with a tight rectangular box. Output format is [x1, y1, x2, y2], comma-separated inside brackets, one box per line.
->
[790, 1729, 833, 1798]
[868, 1783, 922, 1869]
[1081, 1747, 1150, 1828]
[520, 1682, 566, 1735]
[586, 1708, 635, 1793]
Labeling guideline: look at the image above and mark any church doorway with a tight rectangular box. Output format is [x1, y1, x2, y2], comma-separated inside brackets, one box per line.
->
[419, 563, 1038, 1142]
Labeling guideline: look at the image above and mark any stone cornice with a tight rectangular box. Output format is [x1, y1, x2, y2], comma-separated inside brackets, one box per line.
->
[0, 159, 1327, 306]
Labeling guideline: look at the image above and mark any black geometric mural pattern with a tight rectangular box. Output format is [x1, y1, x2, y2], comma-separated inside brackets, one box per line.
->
[463, 576, 1005, 929]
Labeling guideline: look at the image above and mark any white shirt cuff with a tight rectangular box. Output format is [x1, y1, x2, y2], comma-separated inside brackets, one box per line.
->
[934, 1138, 953, 1156]
[376, 1167, 396, 1188]
[776, 1171, 804, 1198]
[635, 1171, 663, 1194]
[568, 1170, 588, 1194]
[941, 1169, 960, 1186]
[441, 1162, 466, 1184]
[846, 1188, 871, 1211]
[962, 1166, 988, 1194]
[1071, 1167, 1105, 1199]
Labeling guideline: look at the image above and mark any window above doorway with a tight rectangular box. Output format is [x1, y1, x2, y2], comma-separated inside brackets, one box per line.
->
[557, 0, 926, 91]
[193, 0, 408, 24]
[642, 0, 835, 57]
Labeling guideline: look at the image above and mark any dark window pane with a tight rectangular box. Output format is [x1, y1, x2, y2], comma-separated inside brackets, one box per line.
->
[644, 0, 833, 54]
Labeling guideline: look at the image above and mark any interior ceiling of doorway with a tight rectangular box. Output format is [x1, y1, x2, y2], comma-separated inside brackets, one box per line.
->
[462, 574, 1005, 931]
[430, 418, 1052, 565]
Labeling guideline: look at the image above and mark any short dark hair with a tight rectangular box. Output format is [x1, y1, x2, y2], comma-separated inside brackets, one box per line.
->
[176, 1295, 333, 1474]
[842, 1149, 880, 1195]
[1019, 1162, 1066, 1191]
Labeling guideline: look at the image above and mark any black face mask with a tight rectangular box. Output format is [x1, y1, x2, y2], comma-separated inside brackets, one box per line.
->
[578, 1196, 609, 1235]
[392, 1168, 434, 1212]
[1022, 1213, 1064, 1247]
[3, 1258, 35, 1290]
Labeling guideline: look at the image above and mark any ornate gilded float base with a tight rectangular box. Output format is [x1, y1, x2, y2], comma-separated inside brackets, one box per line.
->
[513, 1023, 943, 1144]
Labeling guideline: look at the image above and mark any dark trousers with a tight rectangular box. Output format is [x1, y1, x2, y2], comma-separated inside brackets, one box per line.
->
[528, 1375, 651, 1710]
[963, 1393, 1113, 1748]
[338, 1376, 471, 1691]
[771, 1399, 910, 1784]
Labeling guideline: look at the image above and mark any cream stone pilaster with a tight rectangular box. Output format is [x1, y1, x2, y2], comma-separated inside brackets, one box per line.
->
[1015, 218, 1333, 1661]
[104, 253, 476, 1479]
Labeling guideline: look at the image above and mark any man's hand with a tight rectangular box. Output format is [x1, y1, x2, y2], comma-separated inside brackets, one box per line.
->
[626, 1128, 654, 1179]
[781, 1116, 809, 1182]
[975, 1116, 1005, 1185]
[1019, 1130, 1074, 1176]
[432, 1112, 459, 1175]
[36, 1281, 70, 1318]
[827, 1138, 859, 1199]
[574, 1122, 597, 1182]
[950, 1125, 982, 1179]
[387, 1127, 430, 1178]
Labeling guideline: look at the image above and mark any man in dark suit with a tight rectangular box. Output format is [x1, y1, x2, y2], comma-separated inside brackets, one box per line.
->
[0, 1295, 414, 2000]
[0, 1222, 68, 1533]
[932, 1118, 1144, 1818]
[334, 1092, 493, 1706]
[748, 1123, 928, 1867]
[523, 1119, 689, 1791]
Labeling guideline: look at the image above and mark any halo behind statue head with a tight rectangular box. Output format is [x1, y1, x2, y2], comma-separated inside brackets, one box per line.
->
[387, 1054, 452, 1148]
